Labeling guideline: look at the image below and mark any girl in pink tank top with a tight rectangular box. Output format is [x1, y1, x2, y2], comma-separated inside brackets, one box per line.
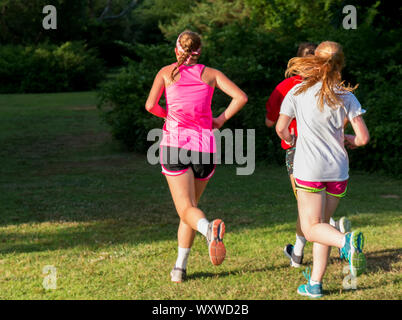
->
[161, 63, 216, 153]
[145, 30, 247, 283]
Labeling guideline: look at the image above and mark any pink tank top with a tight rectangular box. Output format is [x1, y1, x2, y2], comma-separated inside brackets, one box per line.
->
[160, 64, 216, 153]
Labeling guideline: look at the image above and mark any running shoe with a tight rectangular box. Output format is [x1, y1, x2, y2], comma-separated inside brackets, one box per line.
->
[283, 244, 303, 268]
[340, 231, 366, 277]
[336, 217, 352, 260]
[337, 216, 352, 233]
[170, 267, 186, 283]
[206, 219, 226, 266]
[297, 268, 323, 298]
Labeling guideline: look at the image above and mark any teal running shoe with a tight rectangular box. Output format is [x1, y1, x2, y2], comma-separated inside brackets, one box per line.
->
[297, 268, 323, 299]
[337, 217, 352, 260]
[340, 231, 366, 277]
[338, 217, 352, 234]
[339, 232, 351, 261]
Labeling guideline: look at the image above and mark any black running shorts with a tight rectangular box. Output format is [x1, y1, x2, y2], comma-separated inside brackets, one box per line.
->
[160, 146, 216, 180]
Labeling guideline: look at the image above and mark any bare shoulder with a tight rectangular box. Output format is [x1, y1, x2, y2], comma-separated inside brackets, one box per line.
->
[203, 66, 222, 76]
[201, 66, 220, 87]
[156, 64, 177, 84]
[158, 64, 176, 77]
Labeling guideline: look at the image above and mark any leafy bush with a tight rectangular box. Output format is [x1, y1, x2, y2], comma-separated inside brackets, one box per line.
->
[0, 42, 104, 93]
[346, 78, 402, 176]
[97, 44, 172, 152]
[97, 0, 402, 176]
[309, 24, 402, 177]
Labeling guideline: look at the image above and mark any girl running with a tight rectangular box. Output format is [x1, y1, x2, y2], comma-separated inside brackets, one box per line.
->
[145, 30, 248, 283]
[265, 43, 351, 268]
[276, 41, 369, 298]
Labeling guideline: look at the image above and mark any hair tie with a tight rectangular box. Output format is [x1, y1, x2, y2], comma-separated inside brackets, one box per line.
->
[176, 32, 201, 64]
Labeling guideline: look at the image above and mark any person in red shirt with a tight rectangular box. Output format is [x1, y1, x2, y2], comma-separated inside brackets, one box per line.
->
[265, 43, 352, 268]
[265, 43, 316, 195]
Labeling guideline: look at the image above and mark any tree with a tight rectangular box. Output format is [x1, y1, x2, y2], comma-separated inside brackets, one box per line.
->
[97, 0, 138, 21]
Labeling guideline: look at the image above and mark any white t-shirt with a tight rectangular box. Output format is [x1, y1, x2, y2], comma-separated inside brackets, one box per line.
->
[280, 82, 366, 182]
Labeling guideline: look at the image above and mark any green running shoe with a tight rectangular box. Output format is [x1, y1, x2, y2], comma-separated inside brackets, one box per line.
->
[341, 231, 366, 277]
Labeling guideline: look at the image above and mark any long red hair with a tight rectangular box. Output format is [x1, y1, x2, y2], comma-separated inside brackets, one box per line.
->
[285, 41, 358, 111]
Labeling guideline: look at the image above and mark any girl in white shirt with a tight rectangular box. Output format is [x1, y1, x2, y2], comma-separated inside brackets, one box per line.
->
[276, 41, 370, 298]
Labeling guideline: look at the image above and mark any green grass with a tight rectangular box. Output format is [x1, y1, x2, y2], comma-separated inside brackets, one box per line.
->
[0, 92, 401, 300]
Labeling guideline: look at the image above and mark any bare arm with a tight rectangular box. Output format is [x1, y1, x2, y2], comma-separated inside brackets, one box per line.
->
[212, 70, 248, 129]
[276, 114, 295, 146]
[145, 69, 167, 119]
[265, 118, 276, 128]
[344, 115, 370, 148]
[343, 117, 349, 128]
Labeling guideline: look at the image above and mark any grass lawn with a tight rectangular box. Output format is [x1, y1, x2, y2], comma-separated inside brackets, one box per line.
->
[0, 92, 401, 300]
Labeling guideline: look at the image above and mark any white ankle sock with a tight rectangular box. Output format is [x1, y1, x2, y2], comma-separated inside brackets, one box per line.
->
[341, 234, 346, 248]
[293, 234, 306, 256]
[310, 279, 321, 286]
[175, 247, 191, 270]
[329, 217, 336, 228]
[197, 218, 209, 237]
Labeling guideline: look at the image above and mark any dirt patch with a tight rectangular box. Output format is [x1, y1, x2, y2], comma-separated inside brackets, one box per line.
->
[380, 194, 400, 199]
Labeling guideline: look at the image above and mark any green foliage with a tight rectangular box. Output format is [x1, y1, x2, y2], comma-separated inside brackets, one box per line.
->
[97, 45, 172, 151]
[130, 0, 197, 44]
[307, 22, 402, 176]
[0, 42, 104, 93]
[0, 91, 401, 299]
[0, 0, 87, 45]
[0, 0, 142, 66]
[245, 0, 343, 37]
[99, 0, 401, 175]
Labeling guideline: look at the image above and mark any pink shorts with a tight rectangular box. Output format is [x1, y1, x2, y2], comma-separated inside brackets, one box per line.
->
[295, 178, 348, 198]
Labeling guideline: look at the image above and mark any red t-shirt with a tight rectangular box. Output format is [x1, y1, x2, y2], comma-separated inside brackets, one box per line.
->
[265, 75, 302, 150]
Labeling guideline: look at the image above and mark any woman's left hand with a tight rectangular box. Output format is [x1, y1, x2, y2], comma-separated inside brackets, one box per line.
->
[344, 134, 358, 149]
[212, 114, 226, 129]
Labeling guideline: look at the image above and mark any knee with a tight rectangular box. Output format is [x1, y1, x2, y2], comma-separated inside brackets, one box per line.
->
[300, 223, 316, 242]
[303, 232, 314, 243]
[301, 227, 312, 242]
[177, 204, 196, 219]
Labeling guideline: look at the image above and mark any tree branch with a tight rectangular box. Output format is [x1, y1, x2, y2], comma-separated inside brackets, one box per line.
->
[98, 0, 137, 22]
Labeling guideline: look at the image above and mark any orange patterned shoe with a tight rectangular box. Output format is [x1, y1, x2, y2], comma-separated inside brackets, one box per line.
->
[206, 219, 226, 266]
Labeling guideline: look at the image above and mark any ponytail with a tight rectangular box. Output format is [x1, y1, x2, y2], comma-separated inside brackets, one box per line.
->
[285, 41, 357, 111]
[170, 31, 202, 82]
[171, 51, 191, 82]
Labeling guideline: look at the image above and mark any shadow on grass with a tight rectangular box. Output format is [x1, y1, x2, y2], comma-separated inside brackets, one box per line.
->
[0, 169, 401, 256]
[324, 285, 377, 296]
[0, 128, 401, 256]
[322, 248, 401, 297]
[366, 248, 402, 274]
[187, 263, 290, 281]
[0, 218, 177, 254]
